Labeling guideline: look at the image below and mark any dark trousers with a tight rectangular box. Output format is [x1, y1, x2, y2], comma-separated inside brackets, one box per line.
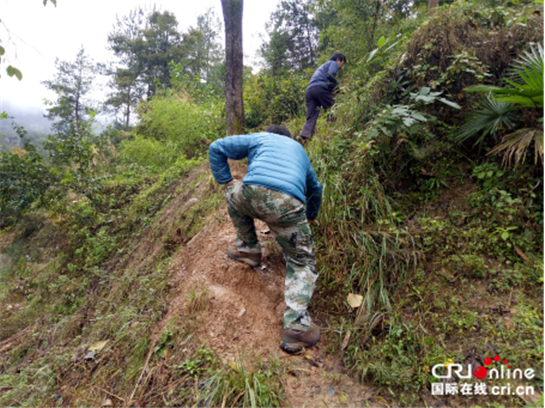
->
[300, 86, 335, 139]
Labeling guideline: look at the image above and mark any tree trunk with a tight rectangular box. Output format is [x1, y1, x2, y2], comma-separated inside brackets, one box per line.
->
[305, 21, 315, 67]
[221, 0, 245, 136]
[428, 0, 439, 16]
[75, 72, 81, 135]
[126, 84, 131, 128]
[369, 0, 381, 49]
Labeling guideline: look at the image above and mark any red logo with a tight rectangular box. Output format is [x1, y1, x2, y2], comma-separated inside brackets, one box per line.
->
[474, 355, 508, 379]
[474, 366, 488, 379]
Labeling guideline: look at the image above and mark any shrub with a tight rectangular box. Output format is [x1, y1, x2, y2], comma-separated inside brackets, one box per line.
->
[0, 140, 56, 228]
[120, 135, 185, 173]
[244, 72, 307, 129]
[133, 90, 222, 159]
[399, 1, 543, 91]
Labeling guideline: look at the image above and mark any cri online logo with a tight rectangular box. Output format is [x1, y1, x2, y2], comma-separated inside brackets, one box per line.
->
[432, 355, 535, 380]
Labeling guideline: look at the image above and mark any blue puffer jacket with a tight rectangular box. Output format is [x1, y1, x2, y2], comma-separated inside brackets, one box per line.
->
[208, 132, 322, 220]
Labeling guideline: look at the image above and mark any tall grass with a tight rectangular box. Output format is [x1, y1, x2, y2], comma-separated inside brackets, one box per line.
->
[194, 356, 284, 408]
[308, 136, 416, 316]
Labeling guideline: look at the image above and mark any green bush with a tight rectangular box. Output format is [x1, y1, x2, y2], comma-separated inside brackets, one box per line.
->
[244, 72, 307, 129]
[120, 135, 185, 173]
[133, 90, 222, 160]
[0, 140, 56, 228]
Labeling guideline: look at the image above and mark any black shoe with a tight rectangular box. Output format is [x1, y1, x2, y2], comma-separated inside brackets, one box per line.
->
[296, 136, 309, 145]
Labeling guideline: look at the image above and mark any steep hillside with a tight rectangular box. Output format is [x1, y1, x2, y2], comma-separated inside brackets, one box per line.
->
[0, 161, 382, 407]
[0, 1, 543, 407]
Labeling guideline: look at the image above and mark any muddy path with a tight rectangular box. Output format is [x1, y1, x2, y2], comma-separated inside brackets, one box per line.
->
[156, 163, 384, 407]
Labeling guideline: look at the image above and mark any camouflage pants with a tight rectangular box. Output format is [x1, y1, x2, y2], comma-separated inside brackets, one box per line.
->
[225, 182, 317, 331]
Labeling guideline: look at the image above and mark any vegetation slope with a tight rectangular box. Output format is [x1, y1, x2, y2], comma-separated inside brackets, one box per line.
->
[0, 0, 543, 407]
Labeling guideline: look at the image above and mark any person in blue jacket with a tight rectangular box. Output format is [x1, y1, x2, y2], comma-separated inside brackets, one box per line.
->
[208, 125, 323, 354]
[299, 53, 346, 141]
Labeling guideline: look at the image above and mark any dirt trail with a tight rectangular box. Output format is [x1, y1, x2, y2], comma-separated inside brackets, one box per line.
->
[159, 163, 382, 407]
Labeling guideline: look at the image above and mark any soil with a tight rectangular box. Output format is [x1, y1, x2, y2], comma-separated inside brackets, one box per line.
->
[162, 215, 380, 407]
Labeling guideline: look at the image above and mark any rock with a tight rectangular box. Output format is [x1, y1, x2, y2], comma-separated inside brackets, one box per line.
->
[71, 345, 88, 362]
[183, 198, 199, 212]
[101, 398, 114, 407]
[84, 350, 97, 361]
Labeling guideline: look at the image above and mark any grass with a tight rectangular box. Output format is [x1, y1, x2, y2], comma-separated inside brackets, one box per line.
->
[187, 285, 209, 314]
[193, 353, 284, 408]
[1, 117, 542, 407]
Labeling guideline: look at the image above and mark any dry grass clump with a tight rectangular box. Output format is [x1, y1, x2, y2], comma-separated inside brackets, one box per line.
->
[186, 285, 209, 314]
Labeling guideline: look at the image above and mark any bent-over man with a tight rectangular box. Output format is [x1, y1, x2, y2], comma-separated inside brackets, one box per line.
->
[208, 125, 323, 353]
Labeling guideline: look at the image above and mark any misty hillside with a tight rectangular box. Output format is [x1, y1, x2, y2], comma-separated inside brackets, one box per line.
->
[0, 100, 51, 153]
[1, 100, 110, 153]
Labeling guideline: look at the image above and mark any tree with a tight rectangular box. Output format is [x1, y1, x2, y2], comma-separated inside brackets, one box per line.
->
[193, 8, 224, 82]
[141, 11, 184, 96]
[107, 8, 185, 101]
[323, 0, 453, 69]
[260, 29, 291, 74]
[0, 138, 55, 228]
[428, 0, 439, 16]
[260, 0, 321, 73]
[42, 47, 97, 136]
[175, 8, 225, 95]
[105, 7, 148, 128]
[325, 0, 384, 59]
[221, 0, 245, 135]
[105, 7, 225, 125]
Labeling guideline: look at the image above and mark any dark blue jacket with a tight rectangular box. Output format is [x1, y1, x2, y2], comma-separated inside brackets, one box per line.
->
[307, 60, 340, 92]
[208, 132, 322, 220]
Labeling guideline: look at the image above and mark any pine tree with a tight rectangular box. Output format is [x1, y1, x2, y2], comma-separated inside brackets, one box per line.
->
[260, 0, 321, 73]
[105, 7, 148, 127]
[42, 47, 96, 137]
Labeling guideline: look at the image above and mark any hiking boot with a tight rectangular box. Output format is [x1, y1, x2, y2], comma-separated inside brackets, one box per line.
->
[280, 327, 320, 354]
[227, 246, 261, 267]
[296, 136, 309, 145]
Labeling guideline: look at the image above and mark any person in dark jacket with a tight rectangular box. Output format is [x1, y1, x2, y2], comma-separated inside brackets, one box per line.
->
[299, 53, 346, 141]
[208, 125, 323, 353]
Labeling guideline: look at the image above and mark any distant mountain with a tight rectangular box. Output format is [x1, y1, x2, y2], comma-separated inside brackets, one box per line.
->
[1, 99, 117, 154]
[0, 100, 51, 153]
[0, 100, 52, 134]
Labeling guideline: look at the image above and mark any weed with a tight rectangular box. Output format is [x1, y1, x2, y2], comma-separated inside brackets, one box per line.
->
[186, 286, 209, 314]
[193, 353, 284, 408]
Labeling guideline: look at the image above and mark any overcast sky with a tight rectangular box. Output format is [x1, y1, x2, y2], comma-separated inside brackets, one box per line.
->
[0, 0, 279, 112]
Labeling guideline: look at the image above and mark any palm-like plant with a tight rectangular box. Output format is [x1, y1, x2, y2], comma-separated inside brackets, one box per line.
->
[487, 127, 543, 167]
[452, 95, 517, 146]
[459, 44, 543, 167]
[467, 44, 543, 109]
